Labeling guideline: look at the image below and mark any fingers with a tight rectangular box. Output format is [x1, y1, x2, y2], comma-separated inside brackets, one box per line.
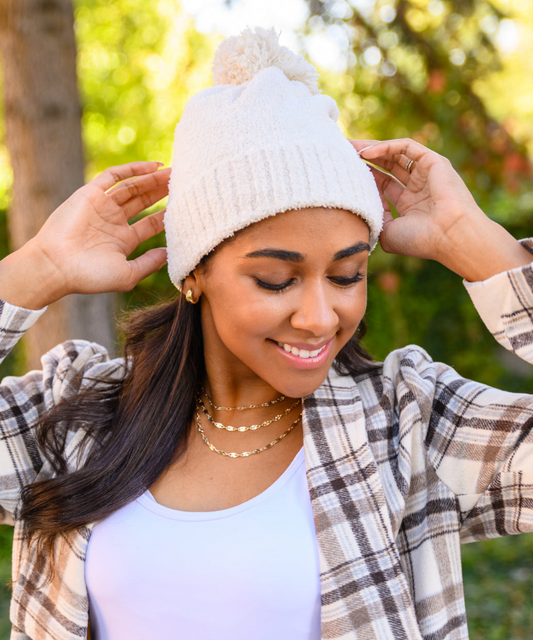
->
[381, 178, 404, 209]
[364, 163, 405, 209]
[382, 208, 394, 227]
[122, 183, 169, 220]
[351, 139, 413, 188]
[348, 139, 381, 153]
[351, 139, 411, 211]
[92, 161, 165, 192]
[363, 159, 406, 189]
[131, 209, 166, 244]
[357, 138, 439, 184]
[107, 168, 171, 207]
[125, 247, 168, 289]
[362, 152, 412, 185]
[358, 138, 429, 163]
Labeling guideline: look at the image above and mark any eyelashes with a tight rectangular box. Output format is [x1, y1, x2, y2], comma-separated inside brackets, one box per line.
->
[254, 272, 365, 292]
[330, 273, 366, 286]
[254, 278, 295, 292]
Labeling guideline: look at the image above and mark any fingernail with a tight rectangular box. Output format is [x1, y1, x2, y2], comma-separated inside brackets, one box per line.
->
[156, 162, 165, 167]
[357, 145, 375, 156]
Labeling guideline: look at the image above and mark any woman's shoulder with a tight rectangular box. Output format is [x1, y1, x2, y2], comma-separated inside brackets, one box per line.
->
[328, 344, 446, 404]
[332, 344, 437, 382]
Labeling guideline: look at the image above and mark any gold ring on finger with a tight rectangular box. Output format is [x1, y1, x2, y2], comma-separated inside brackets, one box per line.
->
[405, 158, 415, 174]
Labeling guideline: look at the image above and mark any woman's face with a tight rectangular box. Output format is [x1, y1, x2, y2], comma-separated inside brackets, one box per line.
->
[188, 207, 370, 399]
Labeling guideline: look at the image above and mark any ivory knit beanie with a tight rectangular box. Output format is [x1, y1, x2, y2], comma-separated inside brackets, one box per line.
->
[165, 27, 383, 289]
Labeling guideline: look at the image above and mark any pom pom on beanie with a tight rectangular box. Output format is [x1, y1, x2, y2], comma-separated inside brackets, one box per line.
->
[212, 26, 320, 95]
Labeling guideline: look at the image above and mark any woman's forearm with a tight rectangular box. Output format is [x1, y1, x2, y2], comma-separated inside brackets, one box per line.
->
[434, 213, 533, 282]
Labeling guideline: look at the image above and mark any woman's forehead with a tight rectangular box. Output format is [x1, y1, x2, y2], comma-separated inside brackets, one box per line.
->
[229, 207, 370, 249]
[202, 209, 371, 272]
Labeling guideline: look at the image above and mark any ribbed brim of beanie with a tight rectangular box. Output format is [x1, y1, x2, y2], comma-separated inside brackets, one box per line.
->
[165, 28, 383, 289]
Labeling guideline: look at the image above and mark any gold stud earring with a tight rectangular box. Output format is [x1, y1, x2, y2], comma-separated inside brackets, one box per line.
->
[185, 289, 198, 304]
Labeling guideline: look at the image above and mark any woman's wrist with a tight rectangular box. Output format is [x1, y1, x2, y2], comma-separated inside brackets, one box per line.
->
[435, 211, 533, 282]
[0, 241, 69, 310]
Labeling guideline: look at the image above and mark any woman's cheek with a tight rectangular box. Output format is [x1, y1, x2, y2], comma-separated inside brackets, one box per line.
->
[213, 293, 284, 346]
[236, 290, 291, 328]
[339, 289, 367, 336]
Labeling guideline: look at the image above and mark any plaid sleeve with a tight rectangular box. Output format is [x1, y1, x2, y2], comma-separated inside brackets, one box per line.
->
[0, 300, 47, 524]
[426, 251, 533, 542]
[0, 299, 46, 364]
[0, 300, 119, 524]
[464, 238, 533, 363]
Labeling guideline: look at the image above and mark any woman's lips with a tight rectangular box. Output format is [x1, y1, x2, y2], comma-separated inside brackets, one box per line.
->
[271, 338, 334, 369]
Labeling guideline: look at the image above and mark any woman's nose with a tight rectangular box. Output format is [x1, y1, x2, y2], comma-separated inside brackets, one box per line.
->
[290, 284, 339, 336]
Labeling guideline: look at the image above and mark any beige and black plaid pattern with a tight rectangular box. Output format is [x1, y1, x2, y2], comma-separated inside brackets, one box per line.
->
[0, 256, 532, 639]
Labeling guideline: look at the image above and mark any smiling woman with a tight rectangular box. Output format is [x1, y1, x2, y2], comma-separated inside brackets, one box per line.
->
[185, 208, 371, 401]
[0, 25, 532, 640]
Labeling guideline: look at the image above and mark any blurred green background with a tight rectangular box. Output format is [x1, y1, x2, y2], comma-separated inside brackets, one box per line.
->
[0, 0, 533, 637]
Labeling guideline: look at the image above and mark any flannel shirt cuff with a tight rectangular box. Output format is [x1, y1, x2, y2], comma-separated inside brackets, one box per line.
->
[0, 299, 47, 363]
[464, 238, 533, 361]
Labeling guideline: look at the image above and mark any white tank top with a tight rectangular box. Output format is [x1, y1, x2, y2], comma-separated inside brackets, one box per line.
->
[86, 448, 321, 639]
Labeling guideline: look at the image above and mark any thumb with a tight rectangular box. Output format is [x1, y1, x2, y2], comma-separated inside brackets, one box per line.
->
[125, 247, 168, 289]
[379, 216, 412, 256]
[380, 215, 435, 259]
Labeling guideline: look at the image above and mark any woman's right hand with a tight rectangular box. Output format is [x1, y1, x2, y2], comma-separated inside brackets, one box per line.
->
[0, 161, 170, 309]
[351, 139, 532, 282]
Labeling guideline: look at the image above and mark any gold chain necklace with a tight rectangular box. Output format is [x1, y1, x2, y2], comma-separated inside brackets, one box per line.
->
[196, 395, 301, 432]
[201, 387, 286, 411]
[195, 408, 302, 458]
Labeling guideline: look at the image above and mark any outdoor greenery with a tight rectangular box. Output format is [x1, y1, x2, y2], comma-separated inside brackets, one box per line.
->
[0, 0, 532, 637]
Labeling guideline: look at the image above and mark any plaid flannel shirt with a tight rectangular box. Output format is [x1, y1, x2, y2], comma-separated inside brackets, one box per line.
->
[1, 246, 533, 640]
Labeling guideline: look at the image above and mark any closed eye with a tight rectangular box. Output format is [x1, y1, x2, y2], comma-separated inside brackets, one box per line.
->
[254, 272, 365, 292]
[254, 277, 295, 292]
[329, 272, 365, 286]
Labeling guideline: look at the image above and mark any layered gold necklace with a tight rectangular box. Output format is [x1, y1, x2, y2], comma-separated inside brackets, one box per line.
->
[195, 389, 302, 458]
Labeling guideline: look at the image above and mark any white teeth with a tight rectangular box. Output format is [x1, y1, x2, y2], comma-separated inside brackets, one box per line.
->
[276, 341, 326, 359]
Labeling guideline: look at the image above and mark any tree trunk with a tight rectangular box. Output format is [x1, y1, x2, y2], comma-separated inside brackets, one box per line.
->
[0, 0, 116, 370]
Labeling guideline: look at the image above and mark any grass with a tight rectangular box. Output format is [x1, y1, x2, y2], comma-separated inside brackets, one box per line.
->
[0, 527, 13, 639]
[462, 534, 533, 639]
[0, 526, 530, 638]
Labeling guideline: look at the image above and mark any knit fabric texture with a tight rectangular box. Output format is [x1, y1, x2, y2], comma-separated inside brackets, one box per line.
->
[165, 27, 384, 289]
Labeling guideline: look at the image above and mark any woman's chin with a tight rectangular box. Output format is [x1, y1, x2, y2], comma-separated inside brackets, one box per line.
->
[265, 371, 332, 400]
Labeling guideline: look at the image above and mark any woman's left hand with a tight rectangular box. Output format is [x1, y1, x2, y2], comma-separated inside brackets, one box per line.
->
[350, 138, 532, 281]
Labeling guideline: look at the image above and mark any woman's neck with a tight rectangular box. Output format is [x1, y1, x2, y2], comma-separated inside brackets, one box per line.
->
[202, 378, 288, 411]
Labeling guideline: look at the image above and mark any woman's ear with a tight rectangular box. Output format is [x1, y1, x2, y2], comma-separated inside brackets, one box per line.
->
[182, 270, 203, 304]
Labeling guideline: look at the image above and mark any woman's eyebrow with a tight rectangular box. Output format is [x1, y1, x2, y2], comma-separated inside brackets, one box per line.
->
[244, 249, 304, 262]
[244, 242, 370, 263]
[333, 242, 371, 261]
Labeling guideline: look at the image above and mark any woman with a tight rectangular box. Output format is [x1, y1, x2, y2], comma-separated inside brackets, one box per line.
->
[0, 27, 532, 640]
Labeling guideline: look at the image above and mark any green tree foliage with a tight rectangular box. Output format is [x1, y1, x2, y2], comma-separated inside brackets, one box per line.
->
[302, 0, 533, 390]
[462, 534, 533, 639]
[305, 0, 532, 212]
[75, 0, 217, 306]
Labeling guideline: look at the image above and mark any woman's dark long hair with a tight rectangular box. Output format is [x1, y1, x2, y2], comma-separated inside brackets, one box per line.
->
[19, 283, 378, 583]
